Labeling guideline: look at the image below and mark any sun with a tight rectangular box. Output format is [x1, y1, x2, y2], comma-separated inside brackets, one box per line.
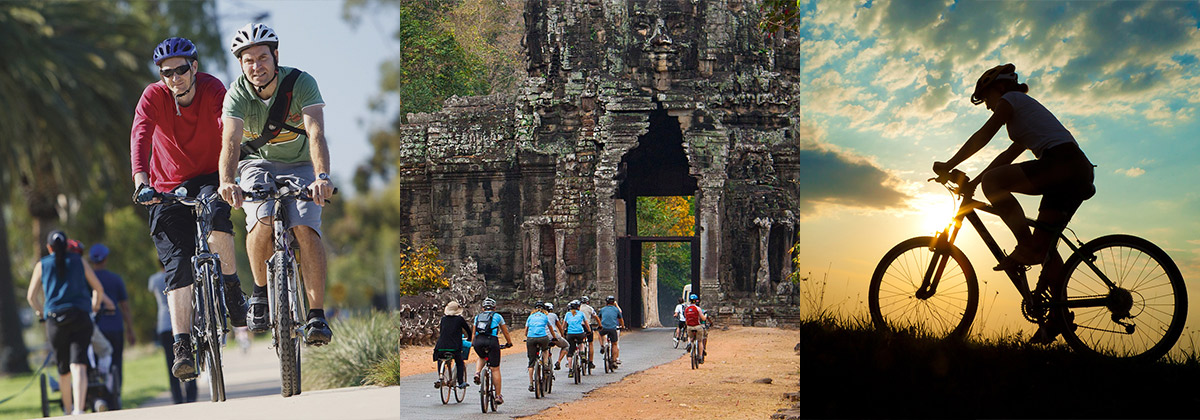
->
[909, 192, 957, 235]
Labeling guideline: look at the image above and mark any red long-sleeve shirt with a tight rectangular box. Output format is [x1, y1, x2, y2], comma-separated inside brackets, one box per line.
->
[130, 72, 226, 192]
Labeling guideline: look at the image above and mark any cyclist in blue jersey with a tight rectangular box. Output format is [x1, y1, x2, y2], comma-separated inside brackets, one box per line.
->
[524, 303, 552, 392]
[471, 298, 513, 404]
[597, 296, 625, 366]
[561, 300, 592, 377]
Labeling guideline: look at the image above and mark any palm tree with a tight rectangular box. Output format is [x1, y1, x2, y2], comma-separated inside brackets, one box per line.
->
[0, 0, 221, 374]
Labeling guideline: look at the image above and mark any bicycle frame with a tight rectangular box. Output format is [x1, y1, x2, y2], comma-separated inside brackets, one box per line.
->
[922, 171, 1119, 309]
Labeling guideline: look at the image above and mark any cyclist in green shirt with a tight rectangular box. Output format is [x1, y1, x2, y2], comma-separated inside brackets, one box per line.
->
[217, 23, 335, 346]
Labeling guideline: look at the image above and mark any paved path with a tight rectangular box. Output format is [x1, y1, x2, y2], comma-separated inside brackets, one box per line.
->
[86, 328, 681, 419]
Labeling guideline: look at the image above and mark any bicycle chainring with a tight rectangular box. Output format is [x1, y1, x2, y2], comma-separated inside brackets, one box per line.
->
[1021, 289, 1052, 324]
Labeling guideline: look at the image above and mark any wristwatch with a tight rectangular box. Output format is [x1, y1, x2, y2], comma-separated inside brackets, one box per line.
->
[317, 172, 330, 181]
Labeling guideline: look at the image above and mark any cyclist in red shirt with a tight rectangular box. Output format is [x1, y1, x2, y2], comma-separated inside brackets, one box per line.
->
[129, 37, 247, 381]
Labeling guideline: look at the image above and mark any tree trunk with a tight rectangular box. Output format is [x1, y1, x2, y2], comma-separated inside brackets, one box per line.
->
[21, 158, 60, 257]
[643, 243, 662, 328]
[0, 198, 32, 374]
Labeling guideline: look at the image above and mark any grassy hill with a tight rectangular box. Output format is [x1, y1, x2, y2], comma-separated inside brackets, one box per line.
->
[800, 317, 1200, 419]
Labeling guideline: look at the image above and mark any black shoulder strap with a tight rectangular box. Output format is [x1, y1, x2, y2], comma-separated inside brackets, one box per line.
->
[240, 69, 307, 159]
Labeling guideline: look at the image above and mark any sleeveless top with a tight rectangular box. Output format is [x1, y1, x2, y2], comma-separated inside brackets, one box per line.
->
[41, 253, 91, 317]
[1001, 91, 1076, 158]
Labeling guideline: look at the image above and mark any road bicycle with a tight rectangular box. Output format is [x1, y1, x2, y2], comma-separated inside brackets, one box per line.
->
[688, 323, 708, 369]
[868, 169, 1187, 362]
[477, 343, 511, 413]
[434, 350, 466, 404]
[151, 189, 229, 401]
[244, 175, 336, 397]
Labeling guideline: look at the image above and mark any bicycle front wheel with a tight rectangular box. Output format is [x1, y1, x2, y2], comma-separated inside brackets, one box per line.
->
[1055, 235, 1188, 362]
[203, 264, 226, 402]
[273, 252, 302, 397]
[869, 236, 979, 340]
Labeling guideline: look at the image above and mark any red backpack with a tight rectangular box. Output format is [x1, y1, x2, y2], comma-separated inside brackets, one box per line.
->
[684, 305, 702, 326]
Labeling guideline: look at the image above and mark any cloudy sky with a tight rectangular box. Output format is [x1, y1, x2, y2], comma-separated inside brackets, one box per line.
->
[794, 1, 1200, 340]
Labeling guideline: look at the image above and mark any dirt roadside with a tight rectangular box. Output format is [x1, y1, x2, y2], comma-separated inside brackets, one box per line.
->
[522, 326, 800, 420]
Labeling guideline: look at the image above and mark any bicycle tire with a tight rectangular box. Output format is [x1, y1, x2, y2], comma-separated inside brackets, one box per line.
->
[274, 252, 301, 397]
[479, 369, 490, 413]
[868, 236, 979, 340]
[453, 358, 465, 403]
[533, 360, 542, 399]
[572, 353, 581, 384]
[1055, 234, 1188, 362]
[674, 329, 681, 349]
[203, 264, 226, 402]
[440, 361, 452, 404]
[690, 335, 699, 369]
[545, 357, 554, 393]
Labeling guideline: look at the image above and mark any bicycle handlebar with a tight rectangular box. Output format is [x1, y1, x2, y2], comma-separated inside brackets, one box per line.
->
[243, 175, 339, 204]
[930, 168, 976, 198]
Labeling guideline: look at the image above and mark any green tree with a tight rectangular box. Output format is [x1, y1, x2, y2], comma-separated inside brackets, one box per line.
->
[344, 0, 521, 191]
[0, 0, 223, 374]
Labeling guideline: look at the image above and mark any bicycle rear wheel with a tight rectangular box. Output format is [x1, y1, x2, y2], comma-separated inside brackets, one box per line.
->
[690, 335, 699, 369]
[479, 369, 490, 413]
[545, 358, 554, 393]
[273, 252, 302, 397]
[868, 236, 979, 340]
[439, 361, 452, 404]
[1055, 235, 1188, 362]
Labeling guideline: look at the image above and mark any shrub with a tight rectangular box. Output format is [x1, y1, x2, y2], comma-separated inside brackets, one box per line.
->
[305, 311, 402, 389]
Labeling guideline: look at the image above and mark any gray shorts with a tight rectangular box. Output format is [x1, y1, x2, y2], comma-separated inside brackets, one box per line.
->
[238, 159, 323, 236]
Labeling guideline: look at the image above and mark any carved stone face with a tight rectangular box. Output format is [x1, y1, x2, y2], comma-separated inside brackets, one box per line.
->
[627, 0, 699, 77]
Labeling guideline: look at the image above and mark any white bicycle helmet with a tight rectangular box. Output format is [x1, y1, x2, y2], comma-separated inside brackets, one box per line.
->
[230, 23, 279, 57]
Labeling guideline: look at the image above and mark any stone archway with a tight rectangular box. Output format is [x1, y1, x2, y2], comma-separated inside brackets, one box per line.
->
[613, 108, 698, 328]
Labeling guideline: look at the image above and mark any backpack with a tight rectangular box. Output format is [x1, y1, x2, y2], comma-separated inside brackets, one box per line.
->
[474, 311, 496, 337]
[239, 69, 307, 159]
[684, 305, 702, 326]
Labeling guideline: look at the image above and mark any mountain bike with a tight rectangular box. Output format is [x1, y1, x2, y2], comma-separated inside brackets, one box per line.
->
[581, 335, 594, 376]
[434, 350, 465, 404]
[569, 337, 584, 384]
[477, 343, 511, 413]
[673, 324, 686, 349]
[600, 329, 618, 373]
[527, 340, 552, 398]
[152, 189, 229, 401]
[244, 175, 336, 397]
[868, 169, 1187, 362]
[539, 344, 554, 395]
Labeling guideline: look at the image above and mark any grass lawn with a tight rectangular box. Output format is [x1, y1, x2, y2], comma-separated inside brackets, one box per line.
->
[0, 344, 169, 419]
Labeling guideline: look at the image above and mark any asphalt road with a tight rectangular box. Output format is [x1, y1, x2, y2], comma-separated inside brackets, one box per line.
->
[82, 328, 682, 419]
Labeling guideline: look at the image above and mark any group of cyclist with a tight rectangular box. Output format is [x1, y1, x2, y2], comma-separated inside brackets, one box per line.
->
[129, 21, 335, 385]
[434, 295, 625, 406]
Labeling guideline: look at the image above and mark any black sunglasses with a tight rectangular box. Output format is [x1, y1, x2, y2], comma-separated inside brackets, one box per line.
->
[159, 63, 192, 78]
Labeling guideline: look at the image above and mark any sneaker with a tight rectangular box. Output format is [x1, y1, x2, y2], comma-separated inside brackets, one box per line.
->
[94, 399, 108, 412]
[434, 380, 442, 389]
[588, 361, 595, 369]
[495, 394, 504, 405]
[247, 296, 269, 333]
[473, 374, 481, 385]
[685, 342, 692, 351]
[567, 370, 573, 378]
[171, 339, 197, 381]
[224, 281, 248, 328]
[529, 384, 535, 392]
[304, 316, 333, 346]
[458, 382, 469, 389]
[554, 362, 560, 370]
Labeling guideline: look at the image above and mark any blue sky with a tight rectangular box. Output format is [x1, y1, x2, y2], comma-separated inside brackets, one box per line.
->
[794, 1, 1200, 340]
[214, 0, 399, 190]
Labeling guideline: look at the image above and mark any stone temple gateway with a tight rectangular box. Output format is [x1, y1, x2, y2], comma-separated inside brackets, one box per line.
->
[390, 0, 799, 327]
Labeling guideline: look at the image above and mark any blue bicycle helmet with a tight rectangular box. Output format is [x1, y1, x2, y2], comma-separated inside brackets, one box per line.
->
[154, 37, 198, 65]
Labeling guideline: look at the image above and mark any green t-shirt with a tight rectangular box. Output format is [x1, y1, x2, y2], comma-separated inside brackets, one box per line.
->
[222, 66, 324, 163]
